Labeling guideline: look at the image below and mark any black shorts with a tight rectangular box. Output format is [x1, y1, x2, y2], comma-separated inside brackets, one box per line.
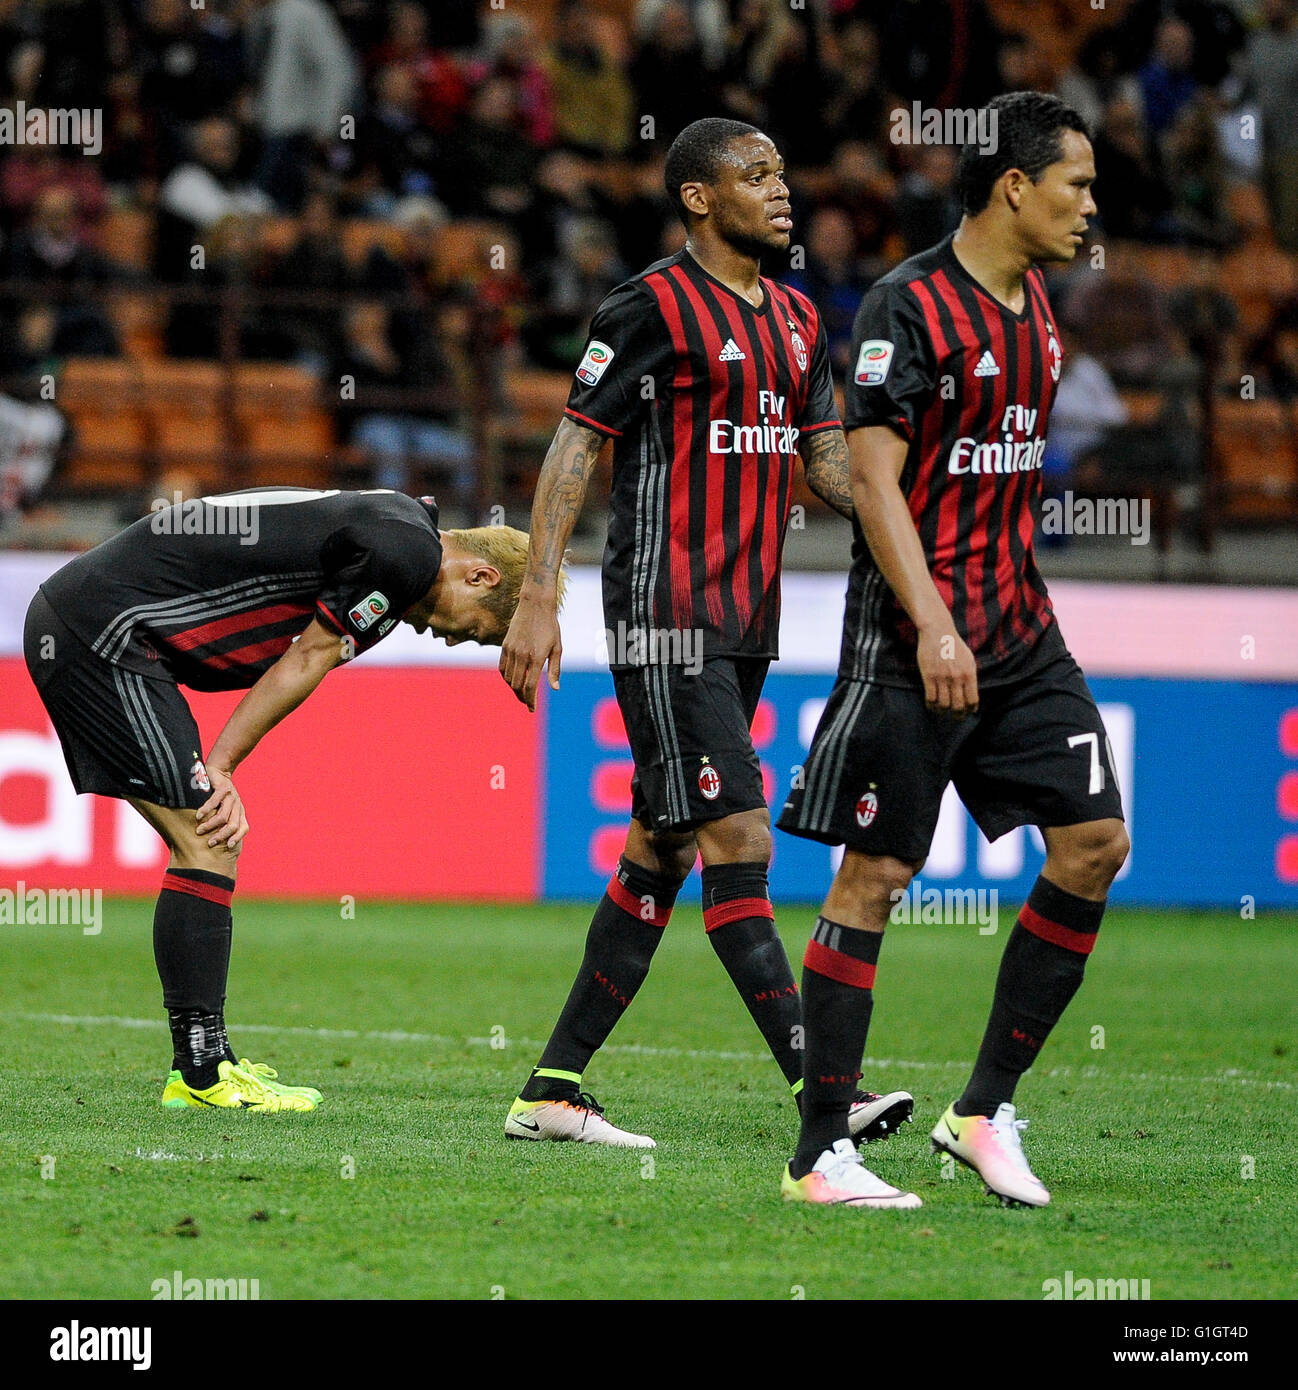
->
[24, 590, 210, 810]
[778, 643, 1125, 862]
[612, 657, 770, 832]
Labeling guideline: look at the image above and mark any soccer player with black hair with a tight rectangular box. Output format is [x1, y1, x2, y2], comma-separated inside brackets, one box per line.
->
[25, 489, 545, 1112]
[497, 117, 914, 1188]
[779, 91, 1129, 1207]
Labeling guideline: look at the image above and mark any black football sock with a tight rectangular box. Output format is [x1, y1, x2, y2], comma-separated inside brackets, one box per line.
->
[956, 876, 1105, 1118]
[790, 917, 883, 1178]
[154, 868, 236, 1089]
[521, 857, 683, 1102]
[701, 861, 802, 1091]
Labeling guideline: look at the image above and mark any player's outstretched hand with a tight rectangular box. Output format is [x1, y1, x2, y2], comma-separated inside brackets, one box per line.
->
[499, 596, 562, 713]
[196, 768, 249, 854]
[917, 621, 979, 718]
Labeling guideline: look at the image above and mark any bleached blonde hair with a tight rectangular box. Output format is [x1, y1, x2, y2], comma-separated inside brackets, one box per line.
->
[442, 525, 569, 623]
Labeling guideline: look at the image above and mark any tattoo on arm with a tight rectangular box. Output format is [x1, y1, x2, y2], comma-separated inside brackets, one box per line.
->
[525, 418, 605, 592]
[801, 428, 855, 521]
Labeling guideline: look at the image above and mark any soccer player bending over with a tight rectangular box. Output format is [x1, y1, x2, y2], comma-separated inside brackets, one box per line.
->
[25, 489, 542, 1112]
[498, 117, 912, 1159]
[778, 92, 1129, 1208]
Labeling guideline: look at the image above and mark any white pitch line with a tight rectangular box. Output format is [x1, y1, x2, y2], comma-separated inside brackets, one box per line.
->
[10, 1011, 962, 1068]
[8, 1013, 1293, 1090]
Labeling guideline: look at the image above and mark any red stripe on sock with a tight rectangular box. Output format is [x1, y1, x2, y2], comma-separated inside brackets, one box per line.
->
[702, 896, 774, 933]
[162, 873, 234, 908]
[1020, 904, 1097, 955]
[605, 874, 672, 927]
[803, 938, 876, 989]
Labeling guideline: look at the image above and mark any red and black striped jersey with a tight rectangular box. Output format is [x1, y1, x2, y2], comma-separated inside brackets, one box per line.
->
[565, 249, 841, 661]
[841, 232, 1064, 687]
[40, 489, 443, 691]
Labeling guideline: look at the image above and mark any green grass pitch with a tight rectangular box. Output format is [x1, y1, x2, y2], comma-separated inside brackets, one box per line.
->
[1, 900, 1294, 1301]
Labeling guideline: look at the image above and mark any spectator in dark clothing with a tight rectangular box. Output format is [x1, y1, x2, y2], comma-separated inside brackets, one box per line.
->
[630, 1, 718, 151]
[466, 9, 556, 146]
[346, 62, 445, 211]
[1164, 97, 1236, 249]
[522, 216, 628, 370]
[1168, 247, 1241, 388]
[4, 186, 123, 357]
[164, 213, 283, 360]
[1251, 296, 1298, 403]
[132, 0, 247, 172]
[436, 77, 537, 219]
[822, 19, 888, 151]
[763, 12, 833, 168]
[366, 0, 470, 135]
[873, 0, 1003, 109]
[267, 192, 349, 373]
[785, 206, 872, 374]
[514, 149, 596, 282]
[895, 145, 961, 258]
[337, 299, 474, 496]
[591, 154, 673, 279]
[1091, 96, 1176, 241]
[1138, 17, 1199, 137]
[155, 117, 272, 283]
[818, 140, 897, 263]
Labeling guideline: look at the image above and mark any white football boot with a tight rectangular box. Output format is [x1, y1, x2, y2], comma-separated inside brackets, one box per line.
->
[782, 1138, 923, 1209]
[505, 1092, 655, 1149]
[848, 1088, 914, 1144]
[930, 1101, 1051, 1207]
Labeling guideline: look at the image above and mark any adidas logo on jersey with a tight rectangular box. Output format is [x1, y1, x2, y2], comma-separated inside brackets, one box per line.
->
[973, 349, 1000, 377]
[718, 338, 746, 362]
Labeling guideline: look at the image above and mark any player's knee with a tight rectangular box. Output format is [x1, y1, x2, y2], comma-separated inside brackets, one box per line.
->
[1093, 823, 1131, 884]
[1059, 821, 1129, 888]
[836, 853, 916, 918]
[696, 810, 771, 866]
[645, 832, 698, 886]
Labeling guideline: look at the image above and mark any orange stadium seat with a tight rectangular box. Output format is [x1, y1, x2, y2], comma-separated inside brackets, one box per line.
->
[59, 357, 141, 405]
[61, 412, 150, 491]
[232, 363, 335, 486]
[58, 359, 149, 491]
[138, 360, 231, 470]
[1213, 396, 1298, 521]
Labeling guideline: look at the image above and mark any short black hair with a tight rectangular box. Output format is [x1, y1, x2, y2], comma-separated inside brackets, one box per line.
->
[956, 91, 1090, 216]
[663, 117, 764, 226]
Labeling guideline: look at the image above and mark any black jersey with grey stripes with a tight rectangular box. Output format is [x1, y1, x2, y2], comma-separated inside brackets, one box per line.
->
[39, 488, 443, 691]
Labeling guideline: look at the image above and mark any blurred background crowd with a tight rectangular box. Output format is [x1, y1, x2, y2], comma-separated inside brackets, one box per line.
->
[0, 0, 1294, 579]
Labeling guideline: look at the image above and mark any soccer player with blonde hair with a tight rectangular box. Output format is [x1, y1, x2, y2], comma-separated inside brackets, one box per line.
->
[25, 488, 544, 1112]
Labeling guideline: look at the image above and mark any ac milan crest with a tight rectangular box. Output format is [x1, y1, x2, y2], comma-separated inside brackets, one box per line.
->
[698, 759, 722, 801]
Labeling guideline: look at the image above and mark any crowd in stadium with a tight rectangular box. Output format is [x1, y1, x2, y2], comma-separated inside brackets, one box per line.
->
[0, 0, 1296, 543]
